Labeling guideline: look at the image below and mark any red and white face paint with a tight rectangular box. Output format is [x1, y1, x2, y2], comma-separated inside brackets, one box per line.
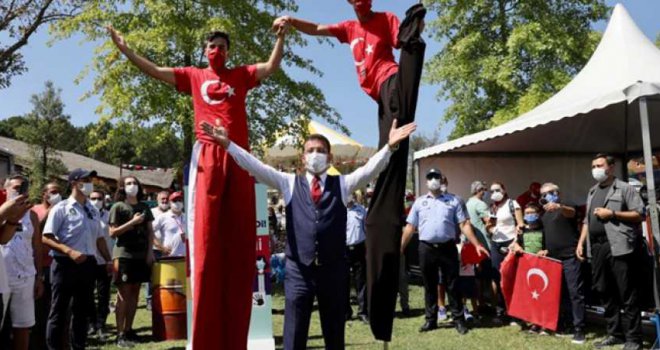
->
[206, 47, 226, 73]
[353, 0, 372, 17]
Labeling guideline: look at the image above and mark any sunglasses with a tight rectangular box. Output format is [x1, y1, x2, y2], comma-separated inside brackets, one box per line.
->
[427, 174, 441, 180]
[490, 188, 502, 192]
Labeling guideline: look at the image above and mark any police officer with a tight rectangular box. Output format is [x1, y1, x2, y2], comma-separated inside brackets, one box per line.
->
[42, 169, 112, 350]
[401, 168, 489, 335]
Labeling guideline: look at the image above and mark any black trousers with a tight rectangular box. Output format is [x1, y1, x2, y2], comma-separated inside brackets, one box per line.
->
[283, 259, 348, 350]
[559, 257, 586, 330]
[419, 241, 464, 323]
[365, 6, 426, 342]
[88, 264, 112, 330]
[346, 242, 367, 317]
[591, 241, 642, 343]
[47, 257, 96, 350]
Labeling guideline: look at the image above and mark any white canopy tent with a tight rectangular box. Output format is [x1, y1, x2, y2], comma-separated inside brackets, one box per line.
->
[414, 4, 660, 210]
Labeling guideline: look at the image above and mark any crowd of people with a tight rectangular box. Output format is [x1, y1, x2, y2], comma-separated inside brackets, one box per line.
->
[264, 151, 655, 350]
[0, 170, 186, 349]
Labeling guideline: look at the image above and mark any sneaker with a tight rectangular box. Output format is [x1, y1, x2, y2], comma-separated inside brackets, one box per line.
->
[455, 320, 469, 335]
[528, 325, 540, 334]
[116, 335, 135, 348]
[438, 307, 448, 321]
[463, 308, 474, 323]
[572, 329, 586, 345]
[594, 336, 625, 349]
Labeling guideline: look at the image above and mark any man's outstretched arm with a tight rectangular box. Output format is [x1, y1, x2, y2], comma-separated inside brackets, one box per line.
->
[256, 24, 287, 81]
[107, 25, 176, 86]
[273, 16, 332, 37]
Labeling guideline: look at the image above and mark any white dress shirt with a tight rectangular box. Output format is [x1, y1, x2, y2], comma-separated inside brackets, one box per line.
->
[225, 142, 393, 206]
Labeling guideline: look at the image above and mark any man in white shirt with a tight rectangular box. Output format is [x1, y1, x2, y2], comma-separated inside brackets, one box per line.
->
[345, 195, 368, 323]
[201, 118, 416, 350]
[0, 193, 32, 331]
[152, 192, 186, 258]
[150, 191, 170, 219]
[1, 175, 43, 350]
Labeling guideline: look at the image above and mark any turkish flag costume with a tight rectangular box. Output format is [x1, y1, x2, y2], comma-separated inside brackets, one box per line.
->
[175, 65, 259, 349]
[507, 253, 563, 330]
[328, 4, 426, 340]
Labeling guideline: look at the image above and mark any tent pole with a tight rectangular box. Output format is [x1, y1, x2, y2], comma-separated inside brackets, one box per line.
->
[639, 97, 660, 320]
[623, 102, 629, 176]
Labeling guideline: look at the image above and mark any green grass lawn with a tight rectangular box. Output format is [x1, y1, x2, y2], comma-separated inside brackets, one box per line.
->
[92, 284, 654, 349]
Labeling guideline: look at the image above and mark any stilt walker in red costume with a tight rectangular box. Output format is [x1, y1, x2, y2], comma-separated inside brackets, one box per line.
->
[107, 24, 287, 349]
[274, 0, 426, 342]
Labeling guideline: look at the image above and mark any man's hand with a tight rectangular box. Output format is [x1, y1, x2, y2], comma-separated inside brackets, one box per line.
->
[272, 16, 291, 32]
[106, 262, 114, 276]
[275, 21, 289, 37]
[576, 244, 585, 261]
[34, 278, 44, 300]
[130, 212, 145, 226]
[0, 194, 32, 222]
[543, 203, 561, 212]
[68, 249, 87, 264]
[107, 25, 128, 52]
[515, 223, 525, 235]
[387, 119, 417, 149]
[201, 121, 230, 148]
[537, 250, 549, 257]
[594, 207, 614, 220]
[476, 245, 490, 258]
[509, 242, 524, 254]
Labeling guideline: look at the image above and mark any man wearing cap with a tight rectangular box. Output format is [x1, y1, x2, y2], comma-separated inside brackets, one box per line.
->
[401, 168, 489, 335]
[152, 192, 187, 258]
[345, 194, 368, 323]
[42, 169, 112, 350]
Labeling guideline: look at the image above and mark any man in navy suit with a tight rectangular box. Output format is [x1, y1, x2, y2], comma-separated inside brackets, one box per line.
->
[201, 119, 416, 349]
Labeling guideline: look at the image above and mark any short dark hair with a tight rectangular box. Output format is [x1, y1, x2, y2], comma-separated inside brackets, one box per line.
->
[304, 134, 331, 153]
[525, 202, 541, 212]
[593, 153, 615, 166]
[205, 31, 231, 50]
[8, 173, 27, 183]
[91, 189, 105, 197]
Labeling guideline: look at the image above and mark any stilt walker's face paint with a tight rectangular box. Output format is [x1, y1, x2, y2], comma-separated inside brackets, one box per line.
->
[352, 0, 372, 17]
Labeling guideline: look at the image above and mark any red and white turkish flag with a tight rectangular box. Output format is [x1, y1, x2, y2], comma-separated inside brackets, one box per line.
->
[507, 253, 563, 330]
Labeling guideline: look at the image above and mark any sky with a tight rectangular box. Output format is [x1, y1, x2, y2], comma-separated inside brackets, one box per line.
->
[1, 0, 660, 148]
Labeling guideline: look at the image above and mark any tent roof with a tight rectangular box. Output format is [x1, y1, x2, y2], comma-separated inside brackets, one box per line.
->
[0, 136, 174, 189]
[269, 120, 375, 159]
[415, 3, 660, 160]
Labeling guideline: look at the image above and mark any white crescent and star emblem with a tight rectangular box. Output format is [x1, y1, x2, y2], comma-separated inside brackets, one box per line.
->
[200, 80, 235, 105]
[526, 268, 549, 300]
[350, 38, 368, 66]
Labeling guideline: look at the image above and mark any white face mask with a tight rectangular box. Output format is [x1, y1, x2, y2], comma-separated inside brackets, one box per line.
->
[48, 193, 62, 205]
[79, 182, 93, 197]
[427, 179, 441, 191]
[171, 201, 184, 212]
[490, 191, 504, 202]
[125, 184, 139, 197]
[159, 202, 170, 210]
[592, 168, 608, 183]
[305, 152, 329, 175]
[90, 199, 103, 210]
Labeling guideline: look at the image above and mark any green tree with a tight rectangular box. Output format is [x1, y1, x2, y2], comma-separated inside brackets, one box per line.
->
[0, 116, 29, 138]
[0, 1, 83, 89]
[424, 0, 608, 139]
[52, 0, 340, 160]
[15, 81, 69, 199]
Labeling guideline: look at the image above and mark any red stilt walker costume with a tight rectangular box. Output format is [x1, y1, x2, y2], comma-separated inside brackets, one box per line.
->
[176, 65, 258, 349]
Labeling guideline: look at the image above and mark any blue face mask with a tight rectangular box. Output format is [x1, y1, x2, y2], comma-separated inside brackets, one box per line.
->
[524, 213, 539, 223]
[544, 192, 559, 204]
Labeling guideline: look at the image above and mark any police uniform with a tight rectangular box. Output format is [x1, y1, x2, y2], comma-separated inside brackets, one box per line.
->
[407, 191, 468, 325]
[43, 196, 101, 350]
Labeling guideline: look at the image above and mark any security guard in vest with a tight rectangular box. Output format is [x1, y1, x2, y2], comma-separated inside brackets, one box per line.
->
[401, 168, 489, 335]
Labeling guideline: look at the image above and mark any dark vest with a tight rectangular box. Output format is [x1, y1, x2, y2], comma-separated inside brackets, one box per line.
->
[285, 175, 347, 266]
